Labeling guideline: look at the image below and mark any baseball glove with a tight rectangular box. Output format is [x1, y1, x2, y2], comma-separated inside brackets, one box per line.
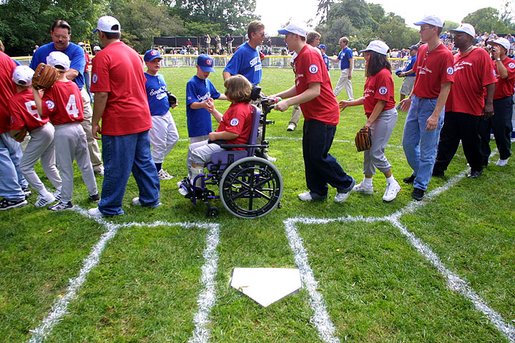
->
[32, 63, 59, 90]
[167, 91, 177, 107]
[355, 126, 372, 152]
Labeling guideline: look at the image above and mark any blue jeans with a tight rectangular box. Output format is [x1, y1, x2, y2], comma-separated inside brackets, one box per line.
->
[402, 96, 445, 191]
[0, 133, 27, 200]
[98, 131, 160, 215]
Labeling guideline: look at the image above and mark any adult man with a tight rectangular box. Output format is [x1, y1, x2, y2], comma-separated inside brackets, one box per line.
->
[397, 45, 418, 102]
[432, 23, 496, 179]
[399, 15, 454, 201]
[88, 16, 160, 217]
[30, 19, 103, 175]
[0, 51, 28, 210]
[274, 23, 355, 203]
[479, 37, 514, 167]
[330, 36, 354, 100]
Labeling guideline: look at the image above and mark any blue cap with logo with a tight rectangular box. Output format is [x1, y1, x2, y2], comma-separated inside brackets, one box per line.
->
[318, 44, 327, 50]
[144, 49, 162, 62]
[197, 54, 215, 72]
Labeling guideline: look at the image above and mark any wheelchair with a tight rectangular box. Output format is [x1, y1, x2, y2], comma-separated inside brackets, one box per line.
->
[177, 89, 283, 219]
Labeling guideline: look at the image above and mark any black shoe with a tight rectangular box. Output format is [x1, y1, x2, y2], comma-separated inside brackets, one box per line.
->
[467, 169, 483, 178]
[0, 198, 28, 210]
[412, 188, 425, 201]
[432, 170, 445, 177]
[48, 201, 73, 211]
[89, 193, 100, 202]
[403, 174, 415, 184]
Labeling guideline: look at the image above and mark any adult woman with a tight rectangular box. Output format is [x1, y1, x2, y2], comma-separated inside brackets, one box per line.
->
[340, 40, 401, 202]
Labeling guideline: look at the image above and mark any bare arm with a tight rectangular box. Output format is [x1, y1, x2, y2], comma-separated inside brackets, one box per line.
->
[339, 97, 365, 110]
[483, 83, 495, 117]
[65, 68, 79, 82]
[348, 57, 353, 79]
[222, 71, 232, 81]
[32, 88, 43, 116]
[365, 100, 386, 127]
[92, 92, 108, 139]
[275, 83, 321, 112]
[208, 130, 238, 141]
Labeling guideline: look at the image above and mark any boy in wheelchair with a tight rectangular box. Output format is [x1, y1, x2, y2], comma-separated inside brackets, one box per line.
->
[179, 75, 254, 192]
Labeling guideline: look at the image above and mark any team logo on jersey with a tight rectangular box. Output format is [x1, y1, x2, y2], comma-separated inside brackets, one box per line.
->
[378, 86, 388, 95]
[309, 64, 318, 74]
[230, 118, 239, 126]
[92, 73, 98, 84]
[508, 62, 515, 69]
[446, 67, 454, 75]
[45, 100, 55, 110]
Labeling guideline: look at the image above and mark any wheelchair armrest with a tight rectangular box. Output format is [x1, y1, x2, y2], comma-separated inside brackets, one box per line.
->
[219, 143, 265, 149]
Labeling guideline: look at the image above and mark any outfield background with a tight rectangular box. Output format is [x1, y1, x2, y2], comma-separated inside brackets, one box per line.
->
[0, 67, 513, 342]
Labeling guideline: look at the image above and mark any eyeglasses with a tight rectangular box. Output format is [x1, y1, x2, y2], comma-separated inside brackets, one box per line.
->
[419, 25, 434, 32]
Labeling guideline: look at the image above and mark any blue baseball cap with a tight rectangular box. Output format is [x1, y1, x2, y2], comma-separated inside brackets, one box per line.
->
[318, 44, 327, 50]
[144, 49, 162, 62]
[197, 54, 215, 72]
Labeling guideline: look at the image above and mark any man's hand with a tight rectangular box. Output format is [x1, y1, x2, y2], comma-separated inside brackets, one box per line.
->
[339, 100, 351, 110]
[92, 123, 102, 140]
[275, 99, 289, 112]
[425, 114, 438, 131]
[483, 102, 494, 119]
[399, 98, 412, 112]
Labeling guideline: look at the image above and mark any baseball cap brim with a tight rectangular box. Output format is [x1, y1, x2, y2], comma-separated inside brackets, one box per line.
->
[277, 29, 291, 35]
[199, 65, 215, 72]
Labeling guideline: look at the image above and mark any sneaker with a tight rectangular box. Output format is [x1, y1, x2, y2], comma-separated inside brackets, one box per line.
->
[53, 189, 61, 201]
[334, 191, 351, 203]
[158, 169, 174, 180]
[0, 198, 28, 210]
[263, 152, 277, 162]
[298, 191, 326, 202]
[287, 123, 296, 131]
[22, 186, 31, 198]
[383, 181, 401, 202]
[467, 169, 482, 178]
[48, 201, 73, 211]
[89, 193, 100, 202]
[412, 188, 425, 201]
[177, 180, 189, 196]
[403, 174, 415, 184]
[352, 182, 374, 195]
[34, 193, 56, 208]
[87, 207, 103, 218]
[496, 158, 509, 167]
[132, 197, 161, 208]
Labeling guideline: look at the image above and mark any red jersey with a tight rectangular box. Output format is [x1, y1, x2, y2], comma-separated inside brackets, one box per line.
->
[0, 51, 16, 133]
[363, 68, 396, 116]
[493, 57, 515, 100]
[9, 89, 49, 132]
[446, 48, 497, 116]
[42, 81, 84, 125]
[216, 102, 253, 149]
[412, 43, 454, 99]
[90, 41, 151, 136]
[294, 44, 340, 126]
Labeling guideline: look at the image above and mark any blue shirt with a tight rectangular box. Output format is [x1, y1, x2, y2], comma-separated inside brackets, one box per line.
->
[186, 75, 221, 137]
[223, 42, 262, 85]
[402, 55, 417, 77]
[337, 47, 353, 70]
[30, 42, 86, 89]
[145, 73, 170, 116]
[322, 53, 330, 71]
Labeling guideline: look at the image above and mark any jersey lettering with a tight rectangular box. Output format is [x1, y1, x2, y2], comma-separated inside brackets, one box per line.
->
[65, 94, 79, 118]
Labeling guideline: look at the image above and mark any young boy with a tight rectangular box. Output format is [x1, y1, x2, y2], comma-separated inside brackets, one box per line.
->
[9, 65, 62, 207]
[32, 51, 98, 211]
[143, 49, 179, 180]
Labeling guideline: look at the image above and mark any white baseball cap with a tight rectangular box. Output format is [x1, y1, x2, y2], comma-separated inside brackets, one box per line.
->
[491, 37, 510, 51]
[12, 65, 34, 86]
[450, 23, 476, 38]
[93, 45, 101, 52]
[414, 15, 444, 28]
[359, 40, 389, 56]
[46, 51, 70, 71]
[93, 16, 121, 33]
[278, 22, 308, 38]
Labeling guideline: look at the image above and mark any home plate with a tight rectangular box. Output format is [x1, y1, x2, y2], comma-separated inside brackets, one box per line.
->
[230, 268, 302, 307]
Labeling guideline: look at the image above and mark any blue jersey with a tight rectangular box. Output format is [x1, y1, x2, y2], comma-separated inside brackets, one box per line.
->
[403, 55, 417, 77]
[186, 75, 221, 137]
[337, 47, 353, 70]
[30, 42, 86, 89]
[145, 73, 170, 116]
[223, 42, 262, 85]
[322, 53, 330, 71]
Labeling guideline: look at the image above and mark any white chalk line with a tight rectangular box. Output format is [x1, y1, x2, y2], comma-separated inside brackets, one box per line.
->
[285, 153, 514, 343]
[28, 210, 220, 343]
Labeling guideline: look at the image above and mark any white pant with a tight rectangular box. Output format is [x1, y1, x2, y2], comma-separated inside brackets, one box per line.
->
[334, 68, 354, 100]
[80, 87, 102, 170]
[149, 112, 179, 163]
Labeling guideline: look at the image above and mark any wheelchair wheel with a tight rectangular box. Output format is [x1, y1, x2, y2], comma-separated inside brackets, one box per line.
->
[219, 157, 283, 218]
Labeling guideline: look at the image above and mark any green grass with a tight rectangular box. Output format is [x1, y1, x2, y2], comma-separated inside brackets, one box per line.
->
[0, 67, 513, 342]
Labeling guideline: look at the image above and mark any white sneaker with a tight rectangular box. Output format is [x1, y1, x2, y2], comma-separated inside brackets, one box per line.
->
[177, 180, 189, 196]
[298, 191, 313, 201]
[352, 182, 374, 195]
[158, 169, 174, 180]
[287, 123, 296, 131]
[383, 181, 401, 202]
[496, 158, 509, 167]
[87, 207, 103, 218]
[334, 191, 351, 203]
[34, 193, 56, 208]
[132, 197, 161, 208]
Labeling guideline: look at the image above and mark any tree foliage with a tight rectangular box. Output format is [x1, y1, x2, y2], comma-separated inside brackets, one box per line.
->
[463, 7, 512, 34]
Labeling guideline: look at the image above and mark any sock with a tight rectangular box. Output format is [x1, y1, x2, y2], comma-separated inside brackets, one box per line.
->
[155, 163, 162, 172]
[363, 177, 373, 187]
[386, 176, 395, 185]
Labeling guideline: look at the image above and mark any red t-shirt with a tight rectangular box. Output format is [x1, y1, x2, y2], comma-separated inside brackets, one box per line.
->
[0, 51, 16, 133]
[363, 68, 396, 116]
[42, 81, 84, 125]
[9, 89, 49, 132]
[412, 43, 454, 99]
[446, 47, 497, 116]
[216, 102, 253, 149]
[493, 57, 515, 100]
[90, 41, 151, 136]
[294, 44, 340, 126]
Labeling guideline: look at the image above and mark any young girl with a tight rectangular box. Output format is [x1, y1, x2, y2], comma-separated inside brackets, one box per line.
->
[339, 40, 401, 202]
[9, 65, 62, 207]
[179, 75, 253, 191]
[32, 51, 98, 211]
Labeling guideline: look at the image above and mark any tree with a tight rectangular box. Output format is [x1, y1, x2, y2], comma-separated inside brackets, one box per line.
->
[462, 7, 511, 34]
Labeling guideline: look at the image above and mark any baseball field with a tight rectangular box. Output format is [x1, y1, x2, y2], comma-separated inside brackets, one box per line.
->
[0, 67, 513, 342]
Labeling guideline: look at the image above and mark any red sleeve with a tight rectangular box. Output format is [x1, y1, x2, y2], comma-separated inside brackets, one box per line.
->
[373, 70, 394, 102]
[90, 53, 111, 93]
